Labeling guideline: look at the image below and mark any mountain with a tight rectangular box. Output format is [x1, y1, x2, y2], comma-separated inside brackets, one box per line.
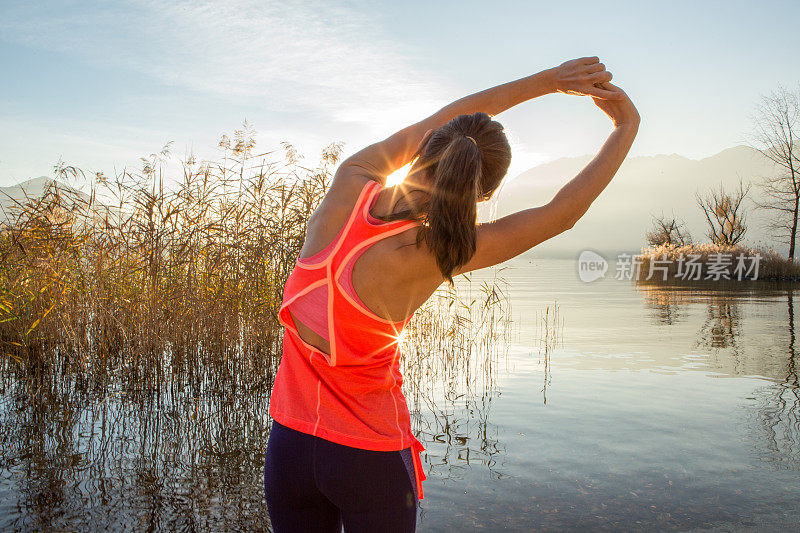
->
[0, 177, 91, 222]
[4, 146, 789, 258]
[486, 145, 785, 259]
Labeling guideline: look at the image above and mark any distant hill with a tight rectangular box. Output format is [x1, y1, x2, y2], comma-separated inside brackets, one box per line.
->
[485, 145, 785, 259]
[0, 176, 91, 221]
[5, 147, 789, 258]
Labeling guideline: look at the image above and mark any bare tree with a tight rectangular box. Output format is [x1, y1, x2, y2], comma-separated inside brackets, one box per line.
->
[695, 179, 751, 245]
[749, 85, 800, 260]
[645, 213, 692, 246]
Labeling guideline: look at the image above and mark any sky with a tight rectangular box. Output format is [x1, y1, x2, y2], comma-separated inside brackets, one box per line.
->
[1, 0, 799, 188]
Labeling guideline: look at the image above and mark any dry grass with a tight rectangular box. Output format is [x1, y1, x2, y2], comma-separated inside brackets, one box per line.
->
[0, 125, 340, 389]
[401, 271, 511, 408]
[0, 124, 512, 400]
[635, 243, 800, 283]
[0, 122, 517, 528]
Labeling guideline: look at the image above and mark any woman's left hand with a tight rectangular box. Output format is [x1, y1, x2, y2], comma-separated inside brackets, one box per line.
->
[550, 57, 622, 100]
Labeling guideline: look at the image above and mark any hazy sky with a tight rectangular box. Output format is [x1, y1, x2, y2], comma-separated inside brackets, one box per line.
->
[1, 0, 798, 188]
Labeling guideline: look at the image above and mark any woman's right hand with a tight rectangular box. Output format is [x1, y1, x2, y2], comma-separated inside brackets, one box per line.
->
[551, 57, 621, 100]
[591, 82, 641, 127]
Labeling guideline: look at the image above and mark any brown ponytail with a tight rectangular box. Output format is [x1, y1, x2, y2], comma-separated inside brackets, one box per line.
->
[375, 112, 512, 283]
[426, 135, 482, 282]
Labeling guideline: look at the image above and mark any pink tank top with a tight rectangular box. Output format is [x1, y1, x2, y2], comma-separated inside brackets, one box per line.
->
[285, 230, 372, 341]
[268, 179, 428, 499]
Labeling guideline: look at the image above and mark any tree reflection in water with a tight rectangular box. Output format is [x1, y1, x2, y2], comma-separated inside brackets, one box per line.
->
[749, 289, 800, 470]
[638, 281, 800, 471]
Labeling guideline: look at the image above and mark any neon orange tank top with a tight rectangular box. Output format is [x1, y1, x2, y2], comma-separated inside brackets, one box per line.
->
[268, 179, 428, 499]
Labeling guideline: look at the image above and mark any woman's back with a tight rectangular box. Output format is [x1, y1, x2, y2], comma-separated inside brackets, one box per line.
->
[269, 177, 430, 499]
[265, 58, 639, 533]
[289, 176, 443, 354]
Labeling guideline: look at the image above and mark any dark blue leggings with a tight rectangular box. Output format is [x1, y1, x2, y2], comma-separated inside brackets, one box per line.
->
[264, 420, 418, 532]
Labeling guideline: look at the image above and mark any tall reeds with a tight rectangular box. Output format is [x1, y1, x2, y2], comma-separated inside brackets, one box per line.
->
[0, 125, 342, 391]
[0, 123, 514, 528]
[401, 272, 512, 472]
[0, 123, 513, 398]
[535, 299, 562, 405]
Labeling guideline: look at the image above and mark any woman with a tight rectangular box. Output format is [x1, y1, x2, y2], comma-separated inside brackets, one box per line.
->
[264, 56, 640, 532]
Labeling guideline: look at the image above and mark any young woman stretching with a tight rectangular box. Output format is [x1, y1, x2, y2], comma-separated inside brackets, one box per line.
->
[264, 56, 640, 532]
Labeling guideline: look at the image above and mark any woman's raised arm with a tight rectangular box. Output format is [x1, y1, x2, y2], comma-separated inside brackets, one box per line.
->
[335, 57, 620, 186]
[456, 81, 640, 275]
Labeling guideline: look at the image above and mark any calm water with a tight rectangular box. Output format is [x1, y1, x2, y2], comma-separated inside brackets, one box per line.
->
[1, 256, 799, 531]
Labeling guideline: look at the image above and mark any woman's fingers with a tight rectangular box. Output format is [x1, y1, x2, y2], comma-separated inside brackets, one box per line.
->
[554, 58, 623, 99]
[591, 81, 638, 124]
[589, 70, 613, 83]
[586, 83, 623, 100]
[586, 62, 606, 74]
[597, 81, 623, 93]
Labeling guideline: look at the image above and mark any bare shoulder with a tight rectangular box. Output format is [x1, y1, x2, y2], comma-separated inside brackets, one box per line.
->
[311, 167, 372, 225]
[323, 164, 375, 211]
[301, 169, 373, 258]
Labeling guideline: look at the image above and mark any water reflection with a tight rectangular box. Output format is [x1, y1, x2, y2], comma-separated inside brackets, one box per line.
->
[0, 276, 515, 531]
[401, 276, 512, 485]
[0, 370, 275, 531]
[4, 260, 800, 531]
[750, 380, 800, 470]
[636, 283, 797, 379]
[695, 295, 743, 351]
[416, 259, 800, 530]
[751, 289, 800, 470]
[637, 282, 800, 472]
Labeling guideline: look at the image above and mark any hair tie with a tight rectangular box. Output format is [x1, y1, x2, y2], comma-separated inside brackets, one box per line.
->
[465, 135, 477, 146]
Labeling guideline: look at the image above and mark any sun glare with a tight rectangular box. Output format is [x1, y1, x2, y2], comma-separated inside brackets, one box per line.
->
[395, 328, 409, 351]
[386, 162, 413, 187]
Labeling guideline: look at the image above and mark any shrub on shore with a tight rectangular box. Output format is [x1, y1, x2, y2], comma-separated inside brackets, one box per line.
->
[634, 243, 800, 282]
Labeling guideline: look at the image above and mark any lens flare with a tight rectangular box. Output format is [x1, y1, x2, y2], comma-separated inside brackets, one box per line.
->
[386, 162, 412, 187]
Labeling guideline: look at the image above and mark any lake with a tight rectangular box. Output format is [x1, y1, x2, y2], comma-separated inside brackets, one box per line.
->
[1, 256, 798, 531]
